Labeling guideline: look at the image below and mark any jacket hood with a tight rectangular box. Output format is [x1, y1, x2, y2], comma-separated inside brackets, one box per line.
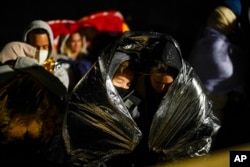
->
[0, 41, 37, 63]
[108, 51, 131, 79]
[22, 20, 54, 57]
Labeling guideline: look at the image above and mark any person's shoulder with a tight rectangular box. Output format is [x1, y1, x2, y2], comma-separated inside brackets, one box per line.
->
[54, 53, 70, 60]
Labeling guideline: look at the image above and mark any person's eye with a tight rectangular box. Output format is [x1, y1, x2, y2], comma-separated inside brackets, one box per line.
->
[44, 46, 49, 50]
[116, 79, 124, 83]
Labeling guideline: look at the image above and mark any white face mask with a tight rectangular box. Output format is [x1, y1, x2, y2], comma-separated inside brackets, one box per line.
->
[36, 50, 49, 64]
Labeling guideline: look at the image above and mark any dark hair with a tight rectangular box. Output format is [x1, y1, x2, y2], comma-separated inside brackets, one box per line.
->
[115, 60, 136, 76]
[27, 28, 49, 44]
[65, 31, 84, 47]
[150, 63, 179, 79]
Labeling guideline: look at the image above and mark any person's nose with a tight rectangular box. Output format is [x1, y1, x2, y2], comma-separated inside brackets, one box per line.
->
[123, 84, 130, 89]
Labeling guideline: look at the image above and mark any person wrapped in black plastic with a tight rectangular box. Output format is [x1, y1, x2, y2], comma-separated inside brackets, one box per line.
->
[62, 37, 142, 167]
[63, 31, 221, 167]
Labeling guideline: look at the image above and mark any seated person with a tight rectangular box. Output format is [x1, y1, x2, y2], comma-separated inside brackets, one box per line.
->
[63, 31, 220, 167]
[106, 31, 221, 167]
[57, 30, 92, 92]
[110, 51, 141, 118]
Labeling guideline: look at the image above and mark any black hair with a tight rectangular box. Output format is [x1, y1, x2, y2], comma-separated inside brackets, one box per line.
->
[26, 28, 49, 44]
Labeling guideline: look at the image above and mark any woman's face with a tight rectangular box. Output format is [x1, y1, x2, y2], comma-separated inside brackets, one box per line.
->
[150, 73, 174, 94]
[112, 69, 134, 89]
[67, 32, 83, 53]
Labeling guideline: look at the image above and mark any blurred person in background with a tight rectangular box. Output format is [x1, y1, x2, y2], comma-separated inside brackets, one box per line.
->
[56, 30, 92, 93]
[188, 6, 247, 118]
[187, 6, 249, 150]
[106, 32, 220, 167]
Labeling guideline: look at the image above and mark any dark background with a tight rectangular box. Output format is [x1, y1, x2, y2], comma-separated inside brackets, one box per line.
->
[0, 0, 247, 57]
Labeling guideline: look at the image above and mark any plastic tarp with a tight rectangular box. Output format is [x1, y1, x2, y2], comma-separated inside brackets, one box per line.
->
[63, 31, 221, 166]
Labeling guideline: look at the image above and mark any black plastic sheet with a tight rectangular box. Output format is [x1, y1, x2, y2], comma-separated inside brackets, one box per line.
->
[63, 31, 221, 166]
[63, 52, 142, 166]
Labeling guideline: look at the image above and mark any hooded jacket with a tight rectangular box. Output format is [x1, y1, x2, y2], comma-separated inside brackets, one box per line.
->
[22, 20, 69, 89]
[23, 20, 54, 57]
[63, 31, 220, 166]
[108, 51, 131, 80]
[56, 31, 92, 92]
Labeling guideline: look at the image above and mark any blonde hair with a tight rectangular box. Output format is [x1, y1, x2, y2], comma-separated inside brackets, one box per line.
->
[207, 6, 237, 34]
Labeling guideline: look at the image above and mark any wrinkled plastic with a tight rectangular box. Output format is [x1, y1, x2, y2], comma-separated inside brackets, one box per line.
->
[63, 31, 221, 166]
[149, 62, 220, 161]
[63, 48, 142, 167]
